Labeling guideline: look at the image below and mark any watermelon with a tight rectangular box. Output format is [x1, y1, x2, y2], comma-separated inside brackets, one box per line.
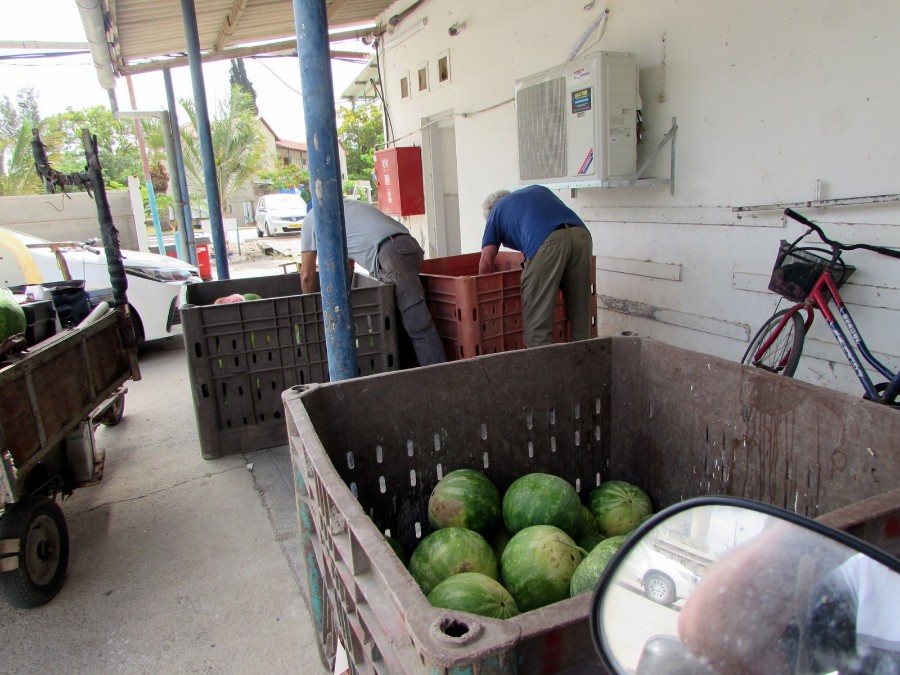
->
[491, 527, 511, 561]
[589, 481, 653, 536]
[500, 525, 585, 612]
[408, 527, 498, 596]
[569, 535, 627, 597]
[428, 469, 501, 535]
[576, 532, 606, 552]
[502, 473, 582, 537]
[427, 572, 520, 619]
[213, 293, 245, 304]
[0, 289, 26, 343]
[577, 505, 598, 538]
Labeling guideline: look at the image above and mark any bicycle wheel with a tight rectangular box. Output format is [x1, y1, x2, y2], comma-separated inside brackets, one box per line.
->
[741, 308, 805, 377]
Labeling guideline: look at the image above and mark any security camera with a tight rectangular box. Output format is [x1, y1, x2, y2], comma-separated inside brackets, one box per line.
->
[448, 22, 466, 37]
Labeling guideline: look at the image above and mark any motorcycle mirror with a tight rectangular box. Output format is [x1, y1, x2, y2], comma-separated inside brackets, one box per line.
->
[590, 496, 900, 675]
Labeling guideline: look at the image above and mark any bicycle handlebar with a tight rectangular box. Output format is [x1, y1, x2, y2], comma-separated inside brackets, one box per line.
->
[784, 208, 900, 260]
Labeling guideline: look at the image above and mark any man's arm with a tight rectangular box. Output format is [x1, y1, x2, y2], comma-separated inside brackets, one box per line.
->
[479, 245, 499, 275]
[300, 250, 318, 293]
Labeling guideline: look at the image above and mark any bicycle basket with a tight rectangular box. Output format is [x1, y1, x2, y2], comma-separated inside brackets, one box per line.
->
[768, 241, 856, 302]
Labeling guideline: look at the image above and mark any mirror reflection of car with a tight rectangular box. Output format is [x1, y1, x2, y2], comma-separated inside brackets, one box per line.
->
[591, 497, 900, 675]
[255, 194, 307, 237]
[621, 542, 701, 606]
[0, 227, 201, 343]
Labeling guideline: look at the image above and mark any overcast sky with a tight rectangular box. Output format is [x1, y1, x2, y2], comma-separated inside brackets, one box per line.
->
[0, 0, 370, 141]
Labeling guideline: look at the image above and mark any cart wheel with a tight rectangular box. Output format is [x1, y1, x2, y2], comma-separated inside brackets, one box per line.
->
[0, 496, 70, 609]
[100, 395, 125, 427]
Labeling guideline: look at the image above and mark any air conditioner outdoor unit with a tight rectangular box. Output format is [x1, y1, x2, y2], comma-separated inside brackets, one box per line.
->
[516, 51, 638, 186]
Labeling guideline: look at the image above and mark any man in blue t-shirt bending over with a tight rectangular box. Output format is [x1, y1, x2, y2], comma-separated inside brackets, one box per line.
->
[479, 185, 594, 347]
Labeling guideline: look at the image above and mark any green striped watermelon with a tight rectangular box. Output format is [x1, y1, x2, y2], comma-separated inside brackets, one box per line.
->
[576, 532, 606, 552]
[427, 572, 520, 619]
[500, 525, 585, 612]
[491, 526, 511, 561]
[0, 289, 26, 344]
[428, 469, 501, 535]
[577, 505, 598, 538]
[589, 481, 653, 536]
[502, 473, 582, 537]
[569, 534, 627, 597]
[408, 527, 498, 596]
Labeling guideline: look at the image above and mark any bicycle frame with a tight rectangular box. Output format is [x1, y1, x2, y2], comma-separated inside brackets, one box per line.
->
[754, 270, 900, 403]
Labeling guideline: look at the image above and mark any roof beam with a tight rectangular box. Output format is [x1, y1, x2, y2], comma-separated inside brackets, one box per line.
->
[326, 0, 353, 21]
[118, 39, 368, 76]
[214, 0, 250, 52]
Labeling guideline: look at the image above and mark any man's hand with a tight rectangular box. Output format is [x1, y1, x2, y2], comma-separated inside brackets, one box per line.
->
[479, 245, 499, 275]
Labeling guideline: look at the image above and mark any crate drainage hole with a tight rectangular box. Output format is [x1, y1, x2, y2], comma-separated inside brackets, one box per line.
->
[432, 616, 483, 645]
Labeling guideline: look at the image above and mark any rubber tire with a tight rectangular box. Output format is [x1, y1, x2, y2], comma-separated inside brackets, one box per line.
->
[264, 220, 272, 237]
[741, 308, 805, 377]
[0, 496, 70, 608]
[643, 571, 676, 606]
[100, 395, 125, 427]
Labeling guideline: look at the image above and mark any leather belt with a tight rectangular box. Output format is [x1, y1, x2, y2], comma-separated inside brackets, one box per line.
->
[554, 223, 578, 231]
[377, 232, 411, 253]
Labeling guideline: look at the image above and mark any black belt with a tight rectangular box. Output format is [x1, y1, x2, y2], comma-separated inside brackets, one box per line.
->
[377, 232, 411, 253]
[554, 223, 579, 231]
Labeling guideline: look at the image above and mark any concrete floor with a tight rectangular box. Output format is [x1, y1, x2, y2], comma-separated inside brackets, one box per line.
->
[0, 333, 328, 673]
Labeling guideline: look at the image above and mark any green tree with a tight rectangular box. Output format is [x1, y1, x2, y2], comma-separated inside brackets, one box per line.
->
[337, 103, 383, 182]
[0, 87, 43, 195]
[259, 162, 308, 190]
[47, 106, 142, 188]
[0, 124, 43, 196]
[179, 85, 267, 215]
[229, 59, 258, 115]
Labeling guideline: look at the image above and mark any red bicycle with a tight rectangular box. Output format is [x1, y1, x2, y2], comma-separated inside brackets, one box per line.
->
[741, 209, 900, 405]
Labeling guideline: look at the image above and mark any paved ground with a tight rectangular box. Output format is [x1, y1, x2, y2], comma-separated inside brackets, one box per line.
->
[0, 254, 330, 674]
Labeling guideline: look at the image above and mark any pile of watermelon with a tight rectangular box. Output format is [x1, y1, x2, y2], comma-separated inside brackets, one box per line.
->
[393, 468, 654, 619]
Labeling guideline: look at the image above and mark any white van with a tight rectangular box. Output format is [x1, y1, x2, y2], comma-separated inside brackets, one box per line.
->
[255, 194, 307, 237]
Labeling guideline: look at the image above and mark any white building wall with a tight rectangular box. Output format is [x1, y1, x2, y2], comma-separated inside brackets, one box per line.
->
[372, 0, 900, 397]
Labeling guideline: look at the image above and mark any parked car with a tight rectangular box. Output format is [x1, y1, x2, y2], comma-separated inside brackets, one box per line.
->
[255, 193, 307, 237]
[621, 542, 701, 606]
[0, 227, 201, 343]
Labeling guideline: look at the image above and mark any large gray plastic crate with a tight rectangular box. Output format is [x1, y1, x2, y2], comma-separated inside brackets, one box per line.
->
[283, 336, 900, 674]
[182, 272, 398, 459]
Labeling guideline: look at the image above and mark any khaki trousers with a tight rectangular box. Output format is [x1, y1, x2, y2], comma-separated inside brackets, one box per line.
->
[520, 226, 593, 347]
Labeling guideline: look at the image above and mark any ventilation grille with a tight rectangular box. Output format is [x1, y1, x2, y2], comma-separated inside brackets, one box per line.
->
[516, 76, 566, 180]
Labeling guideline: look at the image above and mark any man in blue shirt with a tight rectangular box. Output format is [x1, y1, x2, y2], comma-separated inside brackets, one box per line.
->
[479, 185, 594, 347]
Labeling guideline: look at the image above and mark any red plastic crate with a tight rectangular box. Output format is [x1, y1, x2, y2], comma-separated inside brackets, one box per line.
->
[419, 252, 597, 360]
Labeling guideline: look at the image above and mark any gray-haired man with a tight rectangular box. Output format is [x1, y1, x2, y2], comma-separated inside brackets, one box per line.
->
[480, 185, 593, 347]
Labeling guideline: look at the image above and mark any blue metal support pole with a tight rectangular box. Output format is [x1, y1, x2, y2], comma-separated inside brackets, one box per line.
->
[292, 0, 357, 381]
[180, 0, 229, 279]
[163, 68, 198, 266]
[147, 181, 166, 255]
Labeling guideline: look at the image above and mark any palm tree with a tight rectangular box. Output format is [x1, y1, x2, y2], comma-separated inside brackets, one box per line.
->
[0, 124, 43, 196]
[179, 86, 267, 217]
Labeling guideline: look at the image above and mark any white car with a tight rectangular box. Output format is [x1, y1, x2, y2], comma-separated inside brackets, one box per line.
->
[621, 542, 701, 606]
[255, 193, 307, 237]
[0, 227, 201, 343]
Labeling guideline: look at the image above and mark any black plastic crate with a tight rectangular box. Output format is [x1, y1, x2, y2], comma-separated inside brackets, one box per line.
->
[21, 300, 57, 346]
[182, 272, 398, 459]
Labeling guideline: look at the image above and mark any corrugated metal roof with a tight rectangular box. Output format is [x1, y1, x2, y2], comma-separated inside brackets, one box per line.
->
[340, 58, 380, 100]
[101, 0, 391, 74]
